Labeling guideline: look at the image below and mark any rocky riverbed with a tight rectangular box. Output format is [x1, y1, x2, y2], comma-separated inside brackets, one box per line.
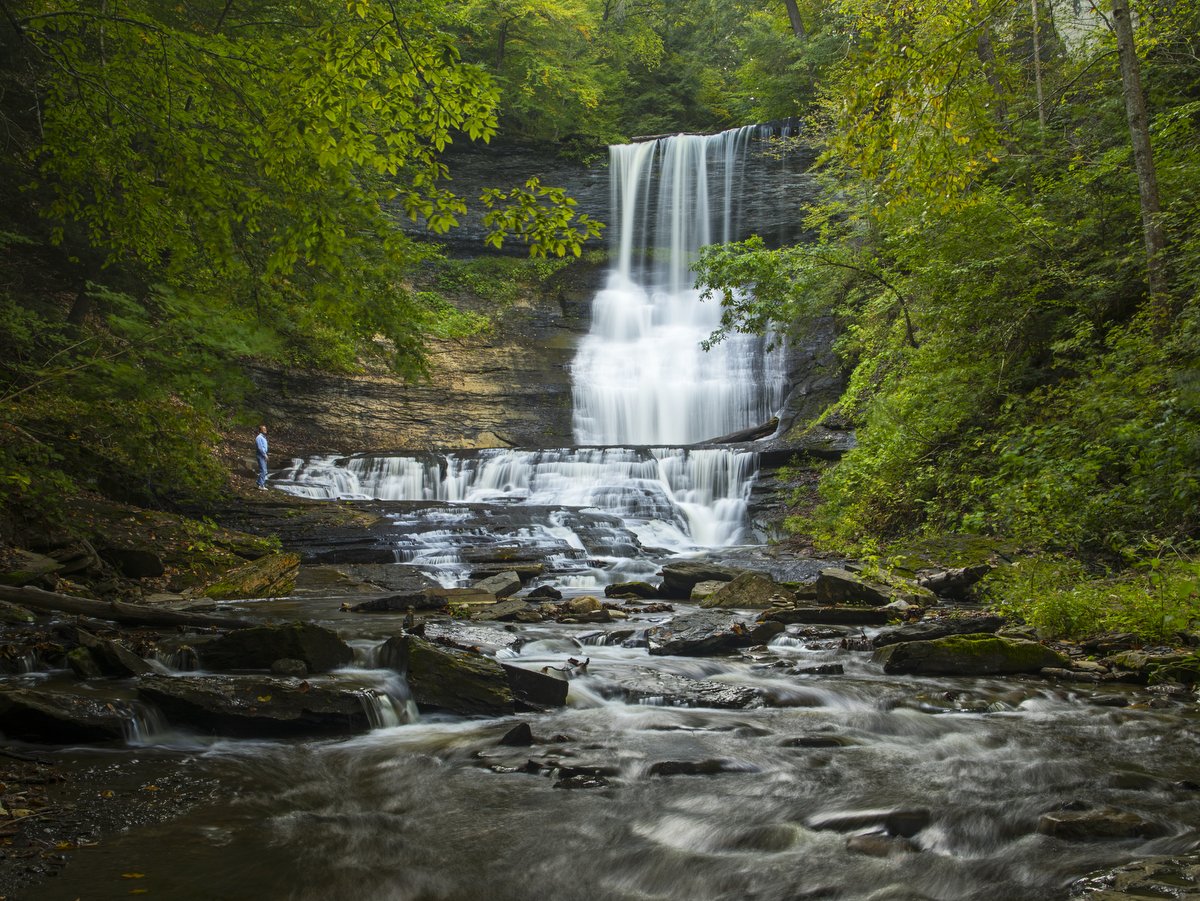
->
[2, 513, 1199, 900]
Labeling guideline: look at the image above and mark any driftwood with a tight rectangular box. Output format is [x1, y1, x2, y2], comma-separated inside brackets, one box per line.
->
[0, 585, 256, 630]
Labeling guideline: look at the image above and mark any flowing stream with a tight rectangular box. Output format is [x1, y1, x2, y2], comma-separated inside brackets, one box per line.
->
[20, 132, 1200, 899]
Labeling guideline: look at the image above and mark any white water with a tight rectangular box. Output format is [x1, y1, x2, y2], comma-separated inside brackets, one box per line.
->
[571, 129, 788, 446]
[273, 129, 787, 567]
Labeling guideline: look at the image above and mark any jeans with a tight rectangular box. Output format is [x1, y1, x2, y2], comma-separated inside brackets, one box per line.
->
[257, 452, 268, 488]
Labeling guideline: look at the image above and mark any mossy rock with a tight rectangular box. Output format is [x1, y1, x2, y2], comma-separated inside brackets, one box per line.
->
[873, 633, 1068, 675]
[700, 571, 790, 609]
[198, 622, 353, 673]
[883, 534, 1018, 577]
[203, 552, 300, 600]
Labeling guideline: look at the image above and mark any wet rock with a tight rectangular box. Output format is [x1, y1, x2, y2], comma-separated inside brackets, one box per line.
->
[500, 663, 569, 711]
[604, 581, 659, 600]
[349, 589, 453, 612]
[270, 658, 309, 678]
[1101, 649, 1197, 683]
[700, 571, 790, 610]
[690, 580, 726, 602]
[1042, 667, 1102, 683]
[765, 607, 892, 626]
[498, 722, 533, 746]
[872, 614, 1007, 647]
[595, 667, 760, 709]
[325, 563, 440, 594]
[420, 622, 525, 654]
[102, 547, 166, 579]
[471, 599, 530, 622]
[202, 552, 300, 600]
[721, 824, 796, 852]
[808, 808, 932, 838]
[814, 568, 931, 607]
[873, 634, 1069, 676]
[553, 774, 610, 789]
[658, 562, 741, 599]
[914, 564, 992, 598]
[525, 585, 563, 601]
[0, 687, 132, 742]
[780, 734, 854, 748]
[0, 550, 64, 587]
[647, 758, 755, 776]
[0, 600, 36, 625]
[1070, 852, 1200, 898]
[66, 647, 104, 680]
[137, 674, 369, 737]
[198, 622, 353, 673]
[1037, 807, 1165, 841]
[647, 611, 784, 656]
[563, 595, 603, 615]
[794, 664, 845, 675]
[75, 629, 153, 677]
[846, 834, 919, 857]
[378, 635, 515, 717]
[472, 571, 523, 599]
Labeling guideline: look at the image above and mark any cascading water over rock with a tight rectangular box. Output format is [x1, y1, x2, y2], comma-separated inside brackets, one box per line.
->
[274, 128, 789, 579]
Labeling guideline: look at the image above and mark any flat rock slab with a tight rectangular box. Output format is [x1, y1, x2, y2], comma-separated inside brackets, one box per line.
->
[1038, 808, 1165, 841]
[1071, 851, 1200, 898]
[378, 635, 515, 717]
[138, 674, 370, 737]
[197, 622, 353, 673]
[647, 610, 784, 656]
[766, 607, 893, 626]
[593, 667, 760, 709]
[873, 614, 1007, 647]
[472, 571, 523, 598]
[874, 634, 1069, 676]
[0, 687, 133, 743]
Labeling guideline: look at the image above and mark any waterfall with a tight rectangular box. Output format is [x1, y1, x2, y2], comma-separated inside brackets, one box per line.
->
[571, 129, 788, 447]
[273, 127, 788, 576]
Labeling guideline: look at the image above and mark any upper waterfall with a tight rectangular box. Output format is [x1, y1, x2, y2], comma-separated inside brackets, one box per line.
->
[571, 128, 788, 446]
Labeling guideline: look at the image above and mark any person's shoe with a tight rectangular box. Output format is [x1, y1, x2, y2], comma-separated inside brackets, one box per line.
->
[258, 485, 268, 491]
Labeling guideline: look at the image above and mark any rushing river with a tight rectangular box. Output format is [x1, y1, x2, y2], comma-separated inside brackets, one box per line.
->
[34, 595, 1200, 901]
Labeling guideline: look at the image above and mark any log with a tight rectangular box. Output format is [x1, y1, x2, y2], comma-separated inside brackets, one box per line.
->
[0, 585, 256, 630]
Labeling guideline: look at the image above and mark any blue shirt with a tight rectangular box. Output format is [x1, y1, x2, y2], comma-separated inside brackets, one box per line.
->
[256, 433, 268, 456]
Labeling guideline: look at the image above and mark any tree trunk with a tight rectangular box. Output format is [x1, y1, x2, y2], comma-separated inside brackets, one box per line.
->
[782, 0, 807, 39]
[1110, 0, 1169, 302]
[0, 585, 257, 630]
[1031, 0, 1046, 132]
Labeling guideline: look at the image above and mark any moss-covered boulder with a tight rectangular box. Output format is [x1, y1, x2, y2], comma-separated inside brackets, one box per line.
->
[873, 633, 1069, 675]
[0, 549, 64, 587]
[815, 568, 933, 607]
[198, 622, 353, 673]
[203, 552, 300, 600]
[700, 571, 791, 610]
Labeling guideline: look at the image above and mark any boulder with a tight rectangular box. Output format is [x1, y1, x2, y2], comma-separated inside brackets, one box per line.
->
[809, 808, 932, 838]
[75, 629, 153, 677]
[604, 581, 659, 600]
[564, 596, 603, 615]
[595, 667, 760, 708]
[378, 635, 515, 717]
[765, 607, 892, 626]
[915, 564, 992, 598]
[203, 552, 300, 600]
[67, 647, 105, 680]
[689, 580, 727, 602]
[658, 562, 741, 599]
[0, 687, 132, 742]
[0, 549, 67, 587]
[815, 568, 930, 607]
[0, 600, 36, 625]
[270, 658, 309, 678]
[647, 611, 784, 656]
[102, 547, 166, 579]
[499, 722, 533, 746]
[700, 571, 790, 610]
[501, 663, 569, 711]
[872, 614, 1007, 647]
[648, 759, 754, 776]
[1038, 807, 1164, 841]
[873, 634, 1069, 676]
[198, 622, 353, 673]
[137, 674, 370, 737]
[471, 599, 531, 622]
[471, 570, 523, 599]
[525, 585, 563, 601]
[350, 589, 456, 612]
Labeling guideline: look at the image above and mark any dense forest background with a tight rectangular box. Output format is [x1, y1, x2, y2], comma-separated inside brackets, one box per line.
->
[0, 0, 1197, 637]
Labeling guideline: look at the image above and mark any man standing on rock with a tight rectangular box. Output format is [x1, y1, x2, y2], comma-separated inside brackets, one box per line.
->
[255, 424, 269, 490]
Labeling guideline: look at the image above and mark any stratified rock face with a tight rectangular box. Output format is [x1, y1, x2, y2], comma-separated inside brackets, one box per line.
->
[873, 634, 1069, 675]
[250, 259, 602, 453]
[203, 552, 300, 600]
[0, 688, 132, 742]
[198, 622, 353, 673]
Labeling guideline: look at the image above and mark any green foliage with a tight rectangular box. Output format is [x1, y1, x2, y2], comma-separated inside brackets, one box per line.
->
[482, 179, 604, 258]
[986, 553, 1200, 641]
